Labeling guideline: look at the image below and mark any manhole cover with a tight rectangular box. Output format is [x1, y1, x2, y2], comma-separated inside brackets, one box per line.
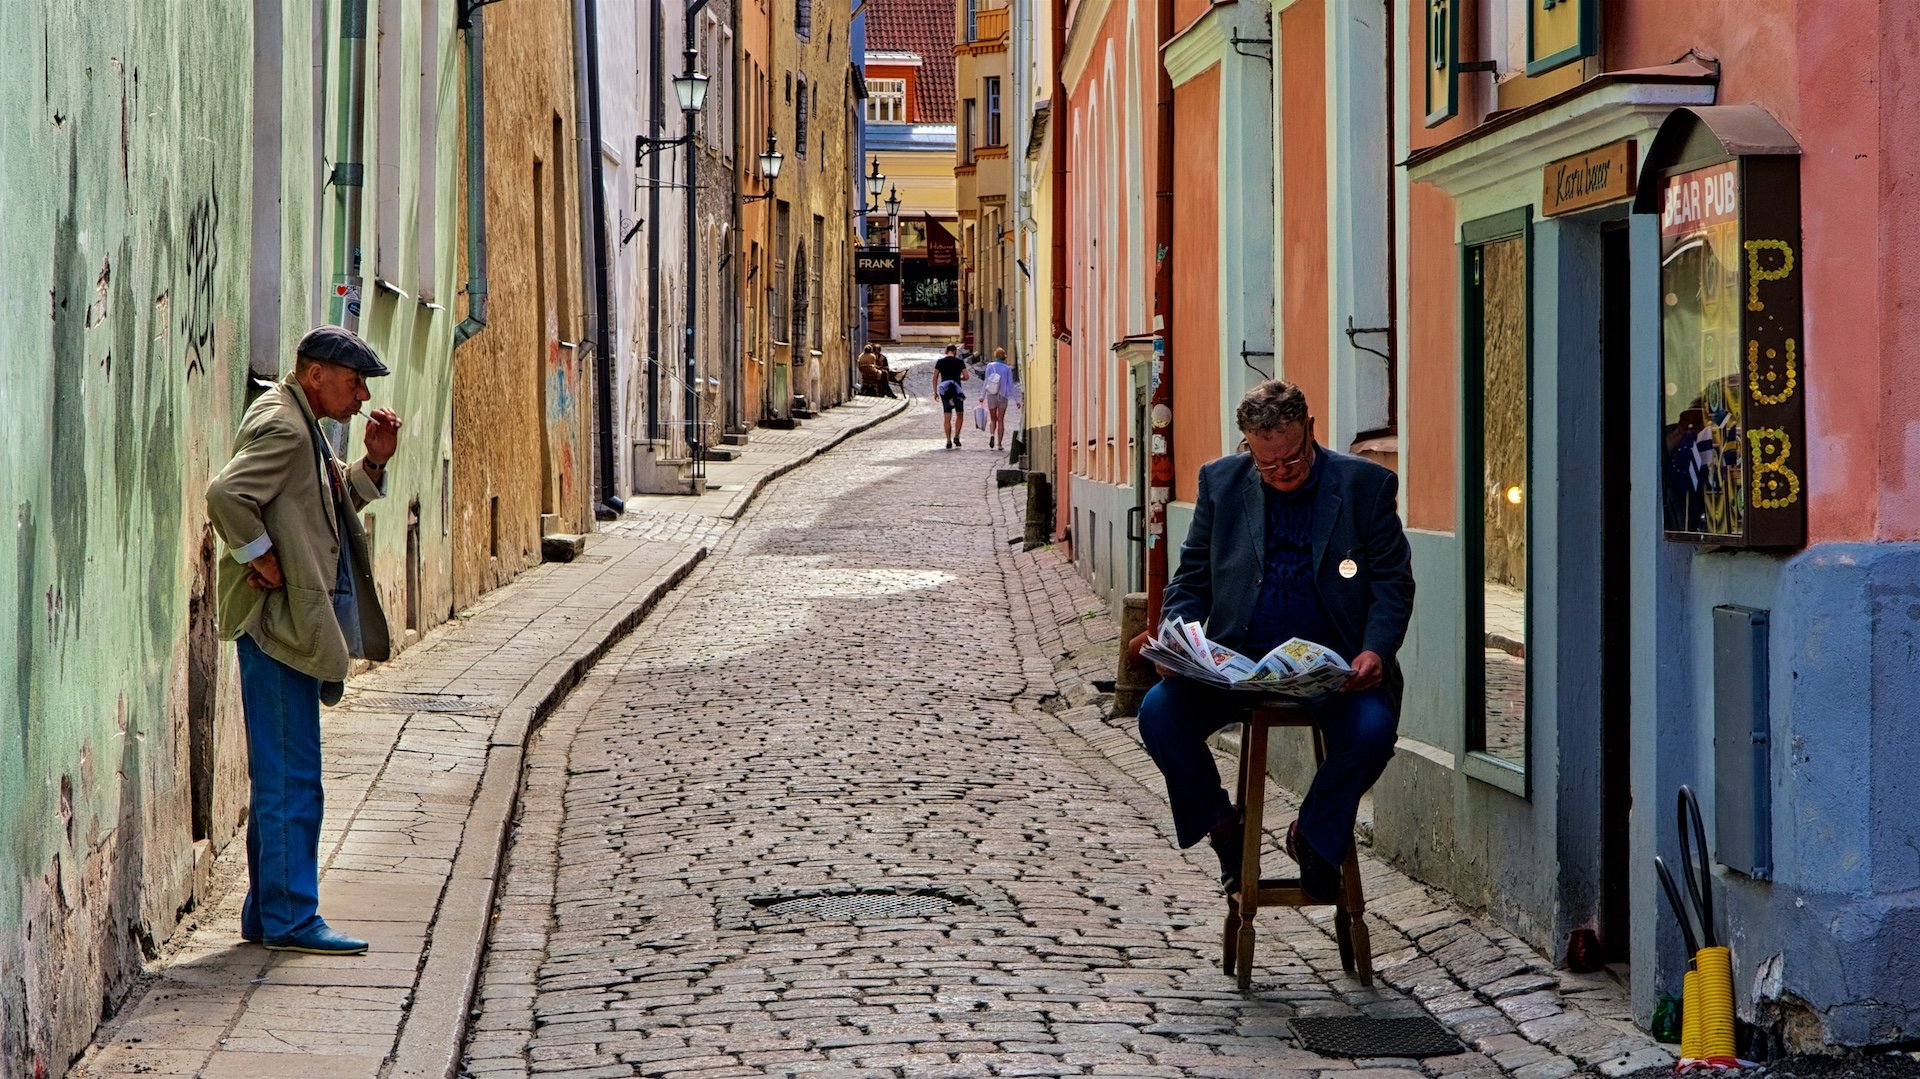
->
[1288, 1016, 1462, 1058]
[750, 888, 970, 921]
[339, 693, 494, 714]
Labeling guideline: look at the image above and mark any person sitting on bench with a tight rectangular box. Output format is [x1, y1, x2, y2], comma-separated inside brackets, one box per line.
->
[1127, 379, 1415, 902]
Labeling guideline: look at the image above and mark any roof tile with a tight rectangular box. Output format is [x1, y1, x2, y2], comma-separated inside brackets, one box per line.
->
[865, 0, 955, 123]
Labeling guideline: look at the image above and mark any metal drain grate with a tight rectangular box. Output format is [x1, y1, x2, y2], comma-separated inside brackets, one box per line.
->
[1288, 1016, 1462, 1058]
[338, 693, 493, 714]
[752, 888, 971, 921]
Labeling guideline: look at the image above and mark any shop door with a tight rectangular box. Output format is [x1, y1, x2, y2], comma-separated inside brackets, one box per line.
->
[1599, 223, 1634, 966]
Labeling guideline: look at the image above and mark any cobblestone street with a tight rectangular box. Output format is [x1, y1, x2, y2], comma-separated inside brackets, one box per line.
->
[462, 372, 1670, 1079]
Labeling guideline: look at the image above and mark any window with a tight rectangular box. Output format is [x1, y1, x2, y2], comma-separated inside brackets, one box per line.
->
[811, 215, 824, 351]
[984, 77, 1001, 146]
[373, 0, 402, 286]
[795, 0, 811, 38]
[961, 99, 975, 164]
[866, 78, 906, 123]
[1462, 207, 1532, 791]
[412, 2, 441, 298]
[965, 0, 978, 40]
[772, 202, 791, 341]
[790, 241, 809, 349]
[795, 79, 809, 156]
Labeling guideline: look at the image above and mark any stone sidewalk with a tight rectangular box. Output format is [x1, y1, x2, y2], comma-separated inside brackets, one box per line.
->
[69, 391, 907, 1079]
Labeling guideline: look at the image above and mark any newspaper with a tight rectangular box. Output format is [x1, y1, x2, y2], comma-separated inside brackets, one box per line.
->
[1141, 617, 1352, 697]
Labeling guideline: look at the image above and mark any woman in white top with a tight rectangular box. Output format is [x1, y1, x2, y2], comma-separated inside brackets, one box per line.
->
[981, 347, 1019, 451]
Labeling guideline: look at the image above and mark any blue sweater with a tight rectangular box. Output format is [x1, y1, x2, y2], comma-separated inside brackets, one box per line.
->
[1245, 452, 1333, 657]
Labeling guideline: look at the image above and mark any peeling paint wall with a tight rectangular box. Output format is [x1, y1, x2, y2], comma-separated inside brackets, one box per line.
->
[0, 2, 469, 1070]
[0, 4, 253, 1071]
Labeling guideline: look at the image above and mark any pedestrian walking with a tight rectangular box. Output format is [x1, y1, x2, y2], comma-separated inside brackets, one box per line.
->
[1127, 379, 1414, 901]
[934, 343, 968, 448]
[981, 347, 1018, 450]
[204, 326, 403, 956]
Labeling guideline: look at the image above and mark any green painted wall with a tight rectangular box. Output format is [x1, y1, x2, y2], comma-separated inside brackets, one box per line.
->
[0, 3, 254, 1069]
[0, 1, 468, 1069]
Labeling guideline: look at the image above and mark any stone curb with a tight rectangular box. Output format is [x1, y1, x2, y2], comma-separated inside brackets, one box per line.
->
[387, 395, 906, 1079]
[387, 549, 706, 1079]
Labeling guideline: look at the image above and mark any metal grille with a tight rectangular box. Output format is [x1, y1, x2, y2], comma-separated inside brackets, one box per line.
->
[338, 693, 493, 715]
[753, 889, 968, 922]
[1288, 1017, 1461, 1058]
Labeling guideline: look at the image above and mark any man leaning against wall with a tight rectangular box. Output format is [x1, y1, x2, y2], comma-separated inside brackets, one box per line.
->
[204, 326, 403, 956]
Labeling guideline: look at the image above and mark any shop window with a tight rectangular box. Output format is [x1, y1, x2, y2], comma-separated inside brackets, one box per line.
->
[1462, 207, 1532, 789]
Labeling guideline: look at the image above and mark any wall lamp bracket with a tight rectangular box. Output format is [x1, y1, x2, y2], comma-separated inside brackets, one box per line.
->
[1345, 316, 1392, 364]
[636, 133, 694, 160]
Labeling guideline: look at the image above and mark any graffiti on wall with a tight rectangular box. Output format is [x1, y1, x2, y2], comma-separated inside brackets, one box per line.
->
[546, 333, 578, 508]
[180, 166, 220, 377]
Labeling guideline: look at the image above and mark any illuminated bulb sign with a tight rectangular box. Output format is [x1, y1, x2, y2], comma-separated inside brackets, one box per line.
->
[1635, 106, 1806, 549]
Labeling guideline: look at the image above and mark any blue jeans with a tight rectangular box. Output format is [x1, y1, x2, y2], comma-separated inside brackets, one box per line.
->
[236, 634, 327, 942]
[1137, 676, 1397, 864]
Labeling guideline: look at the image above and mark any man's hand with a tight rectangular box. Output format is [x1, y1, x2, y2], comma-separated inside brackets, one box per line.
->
[364, 407, 403, 465]
[1127, 629, 1173, 679]
[247, 551, 284, 591]
[1345, 650, 1384, 692]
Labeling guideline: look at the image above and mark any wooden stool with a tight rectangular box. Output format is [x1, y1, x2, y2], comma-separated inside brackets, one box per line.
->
[1221, 700, 1373, 991]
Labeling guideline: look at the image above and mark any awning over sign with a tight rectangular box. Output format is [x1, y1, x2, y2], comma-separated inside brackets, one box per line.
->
[925, 214, 959, 279]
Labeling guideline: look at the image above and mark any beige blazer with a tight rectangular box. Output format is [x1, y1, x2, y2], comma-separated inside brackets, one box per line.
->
[205, 377, 392, 680]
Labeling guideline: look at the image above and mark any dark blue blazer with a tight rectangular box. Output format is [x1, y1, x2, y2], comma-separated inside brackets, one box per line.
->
[1162, 447, 1416, 701]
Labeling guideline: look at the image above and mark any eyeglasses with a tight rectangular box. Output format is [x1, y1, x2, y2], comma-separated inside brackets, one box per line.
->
[1247, 441, 1313, 475]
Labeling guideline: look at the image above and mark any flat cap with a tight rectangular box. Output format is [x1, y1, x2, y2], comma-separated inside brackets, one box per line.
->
[296, 325, 391, 377]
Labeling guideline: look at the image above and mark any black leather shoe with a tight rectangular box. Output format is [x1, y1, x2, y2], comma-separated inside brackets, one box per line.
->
[1286, 820, 1342, 905]
[1208, 815, 1245, 896]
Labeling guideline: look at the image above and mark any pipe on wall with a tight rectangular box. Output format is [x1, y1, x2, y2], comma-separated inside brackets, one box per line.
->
[1144, 0, 1176, 624]
[574, 0, 623, 516]
[332, 0, 370, 332]
[454, 1, 491, 346]
[646, 0, 665, 441]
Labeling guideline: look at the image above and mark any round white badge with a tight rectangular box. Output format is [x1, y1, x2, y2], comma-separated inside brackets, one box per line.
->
[1338, 558, 1359, 579]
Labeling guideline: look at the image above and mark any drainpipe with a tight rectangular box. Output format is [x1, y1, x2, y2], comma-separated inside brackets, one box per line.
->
[575, 0, 623, 517]
[1382, 0, 1398, 431]
[683, 1, 710, 464]
[330, 0, 370, 331]
[454, 1, 490, 346]
[646, 0, 665, 442]
[1144, 0, 1175, 626]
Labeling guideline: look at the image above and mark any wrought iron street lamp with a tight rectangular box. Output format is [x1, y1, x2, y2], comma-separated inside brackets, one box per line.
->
[673, 46, 709, 468]
[741, 133, 784, 204]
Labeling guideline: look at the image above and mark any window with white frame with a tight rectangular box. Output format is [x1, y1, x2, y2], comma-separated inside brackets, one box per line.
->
[985, 77, 1002, 146]
[866, 78, 906, 124]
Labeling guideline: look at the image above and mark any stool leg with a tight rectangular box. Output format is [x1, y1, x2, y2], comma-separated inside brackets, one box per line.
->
[1236, 922, 1257, 992]
[1235, 720, 1270, 992]
[1222, 904, 1240, 976]
[1342, 849, 1374, 986]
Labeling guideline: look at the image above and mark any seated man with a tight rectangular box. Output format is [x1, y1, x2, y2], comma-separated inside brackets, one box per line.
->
[1130, 379, 1414, 901]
